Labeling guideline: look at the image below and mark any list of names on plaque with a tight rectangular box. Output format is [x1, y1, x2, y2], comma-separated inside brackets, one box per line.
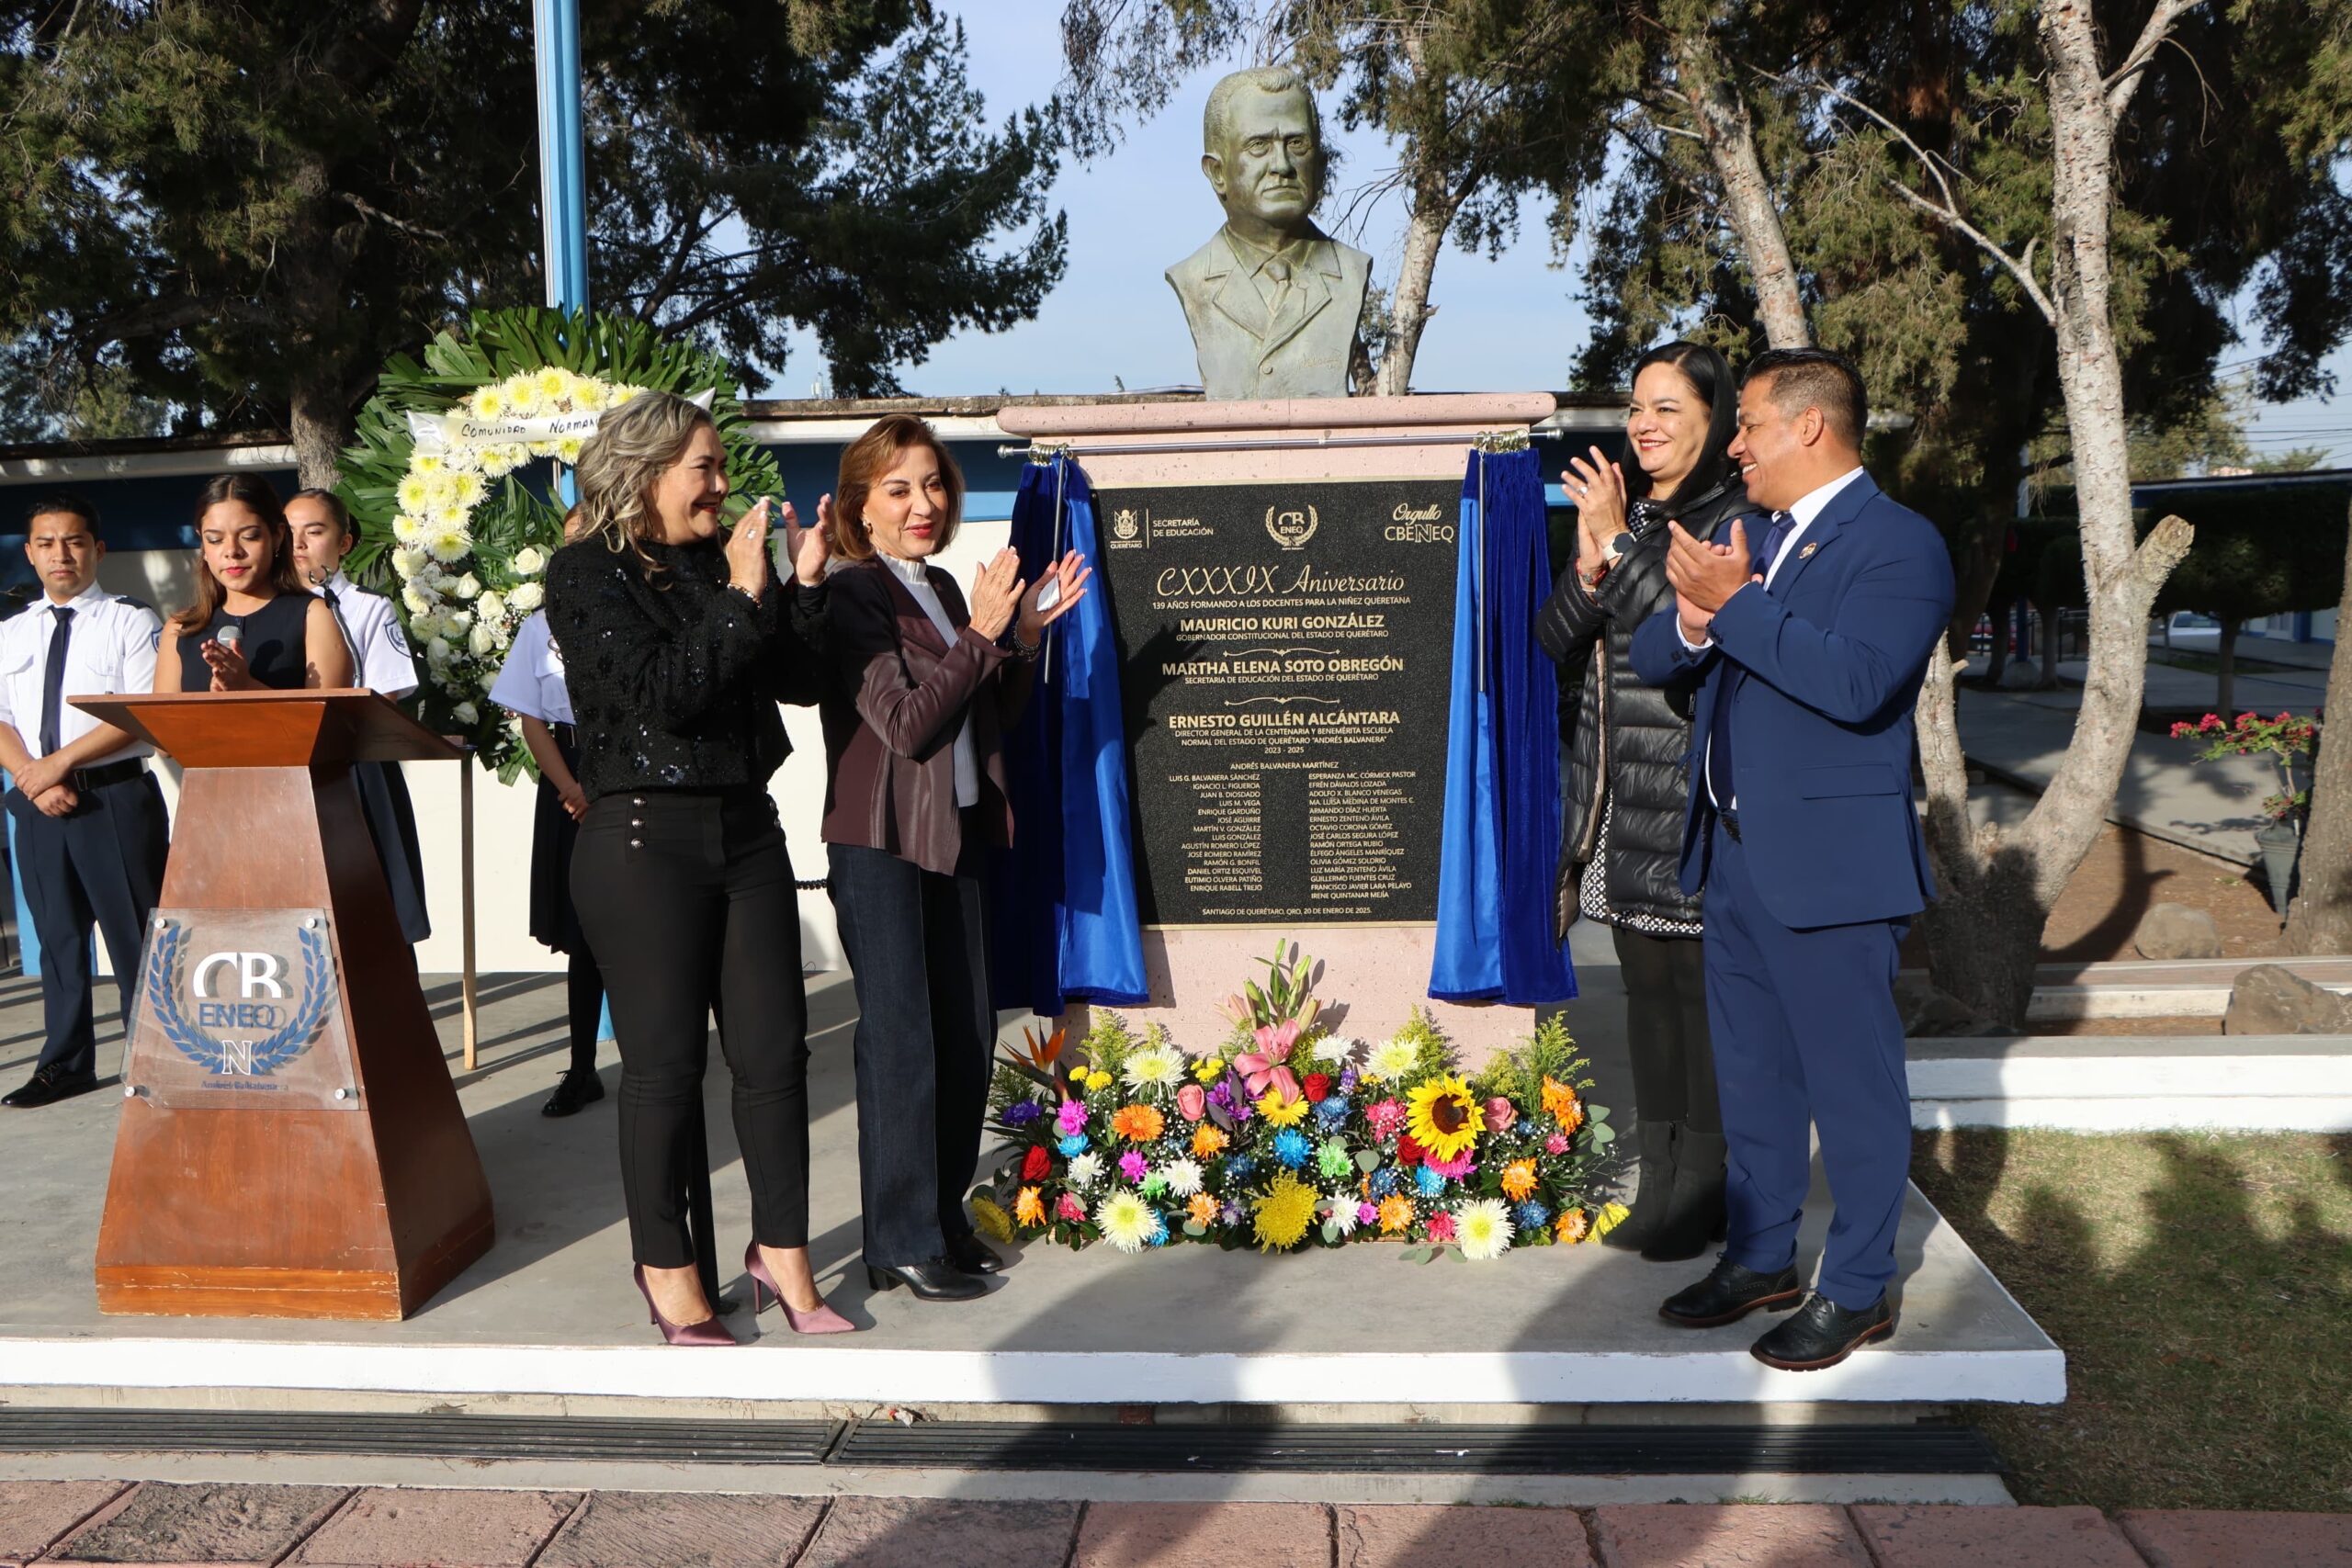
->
[1096, 479, 1459, 926]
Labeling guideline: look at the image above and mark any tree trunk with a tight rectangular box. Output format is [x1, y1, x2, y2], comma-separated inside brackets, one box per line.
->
[1676, 31, 1807, 349]
[1983, 596, 2011, 684]
[1913, 1, 2197, 1026]
[2283, 503, 2352, 953]
[287, 373, 350, 491]
[2215, 617, 2239, 716]
[1374, 164, 1457, 398]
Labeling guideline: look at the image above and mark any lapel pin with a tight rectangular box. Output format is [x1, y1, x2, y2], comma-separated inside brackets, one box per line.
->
[1799, 542, 1821, 558]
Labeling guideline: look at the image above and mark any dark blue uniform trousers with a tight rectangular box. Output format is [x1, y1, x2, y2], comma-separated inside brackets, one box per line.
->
[6, 773, 169, 1078]
[1703, 818, 1912, 1311]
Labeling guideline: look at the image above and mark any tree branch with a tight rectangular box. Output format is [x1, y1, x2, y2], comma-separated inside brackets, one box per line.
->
[335, 191, 448, 243]
[2104, 0, 2207, 123]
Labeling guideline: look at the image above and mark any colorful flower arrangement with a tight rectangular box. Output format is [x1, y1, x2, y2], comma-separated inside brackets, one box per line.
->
[973, 943, 1622, 1259]
[2170, 708, 2318, 824]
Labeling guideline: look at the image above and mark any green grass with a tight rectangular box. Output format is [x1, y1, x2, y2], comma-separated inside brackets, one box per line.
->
[1912, 1129, 2352, 1512]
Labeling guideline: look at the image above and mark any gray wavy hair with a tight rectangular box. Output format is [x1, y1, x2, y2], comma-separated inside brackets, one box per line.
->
[573, 389, 713, 569]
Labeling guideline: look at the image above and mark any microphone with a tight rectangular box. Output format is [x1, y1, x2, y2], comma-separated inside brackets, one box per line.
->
[215, 624, 243, 654]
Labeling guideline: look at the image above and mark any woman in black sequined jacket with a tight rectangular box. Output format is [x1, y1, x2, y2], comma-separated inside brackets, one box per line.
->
[1535, 341, 1768, 1262]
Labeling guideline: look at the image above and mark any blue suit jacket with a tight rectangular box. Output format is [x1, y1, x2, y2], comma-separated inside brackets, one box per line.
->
[1629, 473, 1955, 930]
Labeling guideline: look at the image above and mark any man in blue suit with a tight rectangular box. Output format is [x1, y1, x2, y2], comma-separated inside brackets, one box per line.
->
[1629, 347, 1954, 1371]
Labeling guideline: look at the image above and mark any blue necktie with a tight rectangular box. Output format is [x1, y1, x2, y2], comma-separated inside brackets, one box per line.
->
[37, 605, 74, 759]
[1707, 512, 1795, 808]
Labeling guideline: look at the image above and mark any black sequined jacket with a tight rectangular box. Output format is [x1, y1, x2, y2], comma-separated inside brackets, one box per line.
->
[544, 535, 829, 803]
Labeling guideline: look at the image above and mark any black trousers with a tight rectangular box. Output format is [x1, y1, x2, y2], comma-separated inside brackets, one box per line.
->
[7, 771, 169, 1078]
[571, 787, 810, 1269]
[1612, 923, 1721, 1134]
[826, 830, 993, 1269]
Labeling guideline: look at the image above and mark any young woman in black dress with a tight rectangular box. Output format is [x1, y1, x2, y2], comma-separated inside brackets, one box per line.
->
[156, 475, 351, 694]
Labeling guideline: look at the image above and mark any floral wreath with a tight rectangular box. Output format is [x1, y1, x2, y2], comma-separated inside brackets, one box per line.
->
[338, 307, 781, 776]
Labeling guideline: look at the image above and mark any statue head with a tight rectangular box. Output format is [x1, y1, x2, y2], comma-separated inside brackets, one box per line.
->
[1201, 66, 1326, 244]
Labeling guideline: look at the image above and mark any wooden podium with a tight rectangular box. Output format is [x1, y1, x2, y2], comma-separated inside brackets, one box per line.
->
[74, 690, 493, 1319]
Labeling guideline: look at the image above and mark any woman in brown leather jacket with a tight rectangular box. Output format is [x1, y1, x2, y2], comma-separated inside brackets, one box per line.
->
[820, 414, 1089, 1301]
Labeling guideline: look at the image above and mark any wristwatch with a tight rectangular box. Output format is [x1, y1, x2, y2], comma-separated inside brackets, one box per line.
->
[1606, 531, 1636, 563]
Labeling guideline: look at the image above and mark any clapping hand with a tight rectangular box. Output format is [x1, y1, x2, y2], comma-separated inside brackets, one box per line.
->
[724, 499, 774, 598]
[967, 548, 1023, 640]
[1563, 446, 1627, 576]
[1664, 518, 1751, 642]
[777, 496, 832, 587]
[1015, 550, 1091, 646]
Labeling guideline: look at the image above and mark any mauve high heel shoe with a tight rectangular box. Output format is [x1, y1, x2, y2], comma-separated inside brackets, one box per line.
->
[633, 1264, 738, 1347]
[744, 1241, 855, 1335]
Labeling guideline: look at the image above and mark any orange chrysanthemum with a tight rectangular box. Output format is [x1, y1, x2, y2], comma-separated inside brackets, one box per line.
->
[1377, 1194, 1416, 1235]
[1186, 1192, 1217, 1227]
[1191, 1124, 1228, 1157]
[1111, 1102, 1166, 1143]
[1500, 1158, 1539, 1202]
[1555, 1207, 1590, 1244]
[1014, 1186, 1046, 1227]
[1541, 1077, 1584, 1134]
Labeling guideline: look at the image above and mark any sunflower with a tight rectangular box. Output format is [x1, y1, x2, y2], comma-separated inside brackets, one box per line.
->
[970, 1194, 1014, 1244]
[1255, 1089, 1312, 1128]
[1455, 1198, 1515, 1260]
[1014, 1187, 1046, 1228]
[1252, 1171, 1320, 1252]
[1191, 1125, 1229, 1158]
[1500, 1158, 1539, 1202]
[1542, 1077, 1584, 1134]
[1376, 1193, 1416, 1235]
[1096, 1190, 1158, 1253]
[1405, 1076, 1484, 1162]
[1110, 1103, 1166, 1143]
[1555, 1207, 1590, 1244]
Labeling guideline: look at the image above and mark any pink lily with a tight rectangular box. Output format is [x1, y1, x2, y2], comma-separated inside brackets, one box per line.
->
[1235, 1020, 1302, 1100]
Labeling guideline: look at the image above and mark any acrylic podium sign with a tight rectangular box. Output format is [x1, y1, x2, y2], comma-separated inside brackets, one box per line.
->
[72, 689, 492, 1320]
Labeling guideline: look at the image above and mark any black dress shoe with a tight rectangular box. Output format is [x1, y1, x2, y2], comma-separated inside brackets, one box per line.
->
[1658, 1258, 1804, 1328]
[944, 1233, 1005, 1275]
[2, 1064, 97, 1109]
[541, 1067, 605, 1118]
[865, 1257, 988, 1301]
[1751, 1292, 1894, 1371]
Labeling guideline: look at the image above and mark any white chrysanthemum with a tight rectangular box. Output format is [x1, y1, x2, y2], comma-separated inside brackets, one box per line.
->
[401, 582, 438, 617]
[470, 386, 508, 419]
[1314, 1033, 1363, 1065]
[1363, 1037, 1420, 1083]
[449, 470, 487, 508]
[556, 434, 586, 464]
[1160, 1157, 1204, 1197]
[390, 513, 425, 547]
[609, 384, 640, 406]
[390, 546, 426, 579]
[424, 636, 454, 667]
[1121, 1046, 1182, 1091]
[469, 621, 497, 657]
[1065, 1152, 1102, 1190]
[424, 525, 471, 564]
[1327, 1193, 1361, 1236]
[512, 547, 547, 576]
[508, 581, 544, 612]
[396, 474, 434, 513]
[501, 378, 543, 418]
[450, 573, 481, 602]
[1095, 1190, 1157, 1254]
[534, 367, 573, 402]
[477, 590, 506, 624]
[527, 439, 561, 459]
[452, 701, 479, 726]
[571, 379, 610, 413]
[412, 452, 446, 475]
[1455, 1198, 1515, 1261]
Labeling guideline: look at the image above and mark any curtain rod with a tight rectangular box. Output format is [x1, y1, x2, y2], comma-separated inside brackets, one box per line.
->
[998, 427, 1552, 461]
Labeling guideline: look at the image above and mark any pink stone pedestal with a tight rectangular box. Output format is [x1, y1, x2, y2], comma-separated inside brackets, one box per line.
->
[996, 393, 1557, 1062]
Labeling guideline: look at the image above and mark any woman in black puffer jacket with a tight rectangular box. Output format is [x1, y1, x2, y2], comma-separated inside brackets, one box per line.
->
[1537, 341, 1768, 1261]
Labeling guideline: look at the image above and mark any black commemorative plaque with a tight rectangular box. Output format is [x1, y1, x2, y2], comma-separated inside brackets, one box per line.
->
[1095, 478, 1460, 926]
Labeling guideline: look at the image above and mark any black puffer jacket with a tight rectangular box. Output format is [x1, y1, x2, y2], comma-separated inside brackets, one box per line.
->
[1536, 475, 1769, 936]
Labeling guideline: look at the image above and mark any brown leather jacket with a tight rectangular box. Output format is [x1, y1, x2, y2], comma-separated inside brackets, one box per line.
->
[820, 559, 1035, 876]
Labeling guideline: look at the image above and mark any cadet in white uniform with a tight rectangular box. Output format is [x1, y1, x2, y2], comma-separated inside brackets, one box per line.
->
[0, 495, 170, 1109]
[288, 490, 430, 945]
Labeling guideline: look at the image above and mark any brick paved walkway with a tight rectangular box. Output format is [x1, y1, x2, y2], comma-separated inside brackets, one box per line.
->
[4, 1485, 2348, 1568]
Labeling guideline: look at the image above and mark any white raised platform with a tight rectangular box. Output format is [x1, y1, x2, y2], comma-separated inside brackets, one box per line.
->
[0, 970, 2061, 1416]
[1909, 1032, 2352, 1132]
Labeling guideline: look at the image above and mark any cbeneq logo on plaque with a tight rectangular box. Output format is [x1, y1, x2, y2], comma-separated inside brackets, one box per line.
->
[123, 909, 356, 1109]
[1264, 503, 1319, 551]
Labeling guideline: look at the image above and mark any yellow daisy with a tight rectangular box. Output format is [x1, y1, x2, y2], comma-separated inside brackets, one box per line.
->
[1255, 1088, 1311, 1128]
[1405, 1075, 1484, 1162]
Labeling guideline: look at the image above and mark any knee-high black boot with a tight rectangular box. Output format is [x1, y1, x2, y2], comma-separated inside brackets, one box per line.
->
[1640, 1128, 1726, 1262]
[1602, 1118, 1680, 1251]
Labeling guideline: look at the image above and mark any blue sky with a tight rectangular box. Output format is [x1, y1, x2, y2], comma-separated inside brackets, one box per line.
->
[763, 3, 2352, 465]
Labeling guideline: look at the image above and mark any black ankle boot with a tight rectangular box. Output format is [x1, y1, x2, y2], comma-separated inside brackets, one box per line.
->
[1641, 1128, 1726, 1262]
[1602, 1119, 1680, 1251]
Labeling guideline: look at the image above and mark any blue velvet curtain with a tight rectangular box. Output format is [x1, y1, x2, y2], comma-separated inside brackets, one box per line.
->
[989, 456, 1149, 1014]
[1429, 445, 1577, 1005]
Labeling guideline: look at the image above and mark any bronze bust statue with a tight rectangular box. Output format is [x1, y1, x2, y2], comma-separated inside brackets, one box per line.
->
[1167, 66, 1372, 400]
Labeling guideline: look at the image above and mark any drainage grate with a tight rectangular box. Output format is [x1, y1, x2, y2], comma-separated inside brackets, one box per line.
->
[832, 1422, 2006, 1475]
[0, 1410, 837, 1466]
[0, 1411, 2001, 1476]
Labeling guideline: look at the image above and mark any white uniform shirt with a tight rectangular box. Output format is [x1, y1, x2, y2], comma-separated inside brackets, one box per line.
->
[314, 570, 418, 698]
[0, 582, 163, 766]
[489, 610, 572, 726]
[881, 552, 980, 809]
